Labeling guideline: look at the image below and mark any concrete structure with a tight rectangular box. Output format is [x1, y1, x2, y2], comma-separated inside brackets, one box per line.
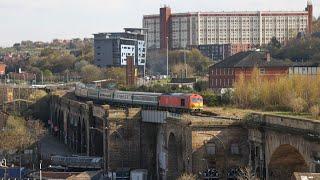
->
[143, 2, 313, 49]
[196, 44, 231, 61]
[93, 28, 146, 74]
[292, 172, 320, 180]
[195, 43, 255, 61]
[50, 94, 320, 180]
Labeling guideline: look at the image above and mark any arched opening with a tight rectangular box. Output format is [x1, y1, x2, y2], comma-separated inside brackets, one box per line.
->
[167, 133, 179, 180]
[268, 144, 308, 180]
[76, 117, 81, 153]
[81, 119, 87, 154]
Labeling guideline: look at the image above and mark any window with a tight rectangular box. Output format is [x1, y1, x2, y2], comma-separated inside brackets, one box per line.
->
[312, 67, 317, 75]
[181, 99, 185, 106]
[260, 68, 266, 74]
[205, 142, 216, 155]
[231, 143, 240, 155]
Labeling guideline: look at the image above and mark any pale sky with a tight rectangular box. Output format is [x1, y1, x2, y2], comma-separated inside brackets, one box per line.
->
[0, 0, 319, 47]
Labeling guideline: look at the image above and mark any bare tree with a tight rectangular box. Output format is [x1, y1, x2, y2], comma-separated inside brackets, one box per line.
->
[237, 167, 259, 180]
[177, 173, 197, 180]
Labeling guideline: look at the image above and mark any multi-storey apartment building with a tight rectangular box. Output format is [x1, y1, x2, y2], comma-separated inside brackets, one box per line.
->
[93, 28, 146, 74]
[143, 1, 313, 50]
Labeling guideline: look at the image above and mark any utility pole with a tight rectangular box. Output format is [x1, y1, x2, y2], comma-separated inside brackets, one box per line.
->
[184, 44, 187, 78]
[102, 107, 109, 177]
[19, 154, 22, 179]
[18, 86, 21, 114]
[39, 160, 42, 180]
[41, 71, 44, 85]
[144, 29, 148, 81]
[166, 36, 169, 77]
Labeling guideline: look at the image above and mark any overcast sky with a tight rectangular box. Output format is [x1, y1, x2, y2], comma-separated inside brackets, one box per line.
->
[0, 0, 319, 47]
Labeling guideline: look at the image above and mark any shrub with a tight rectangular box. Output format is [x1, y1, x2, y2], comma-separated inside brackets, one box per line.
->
[221, 89, 233, 105]
[201, 90, 219, 107]
[177, 173, 197, 180]
[194, 80, 208, 92]
[310, 105, 320, 118]
[289, 97, 307, 114]
[233, 69, 320, 114]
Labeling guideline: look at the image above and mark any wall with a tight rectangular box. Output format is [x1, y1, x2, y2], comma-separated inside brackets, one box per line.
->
[209, 67, 235, 89]
[94, 36, 114, 67]
[234, 67, 289, 81]
[191, 124, 249, 177]
[247, 113, 320, 178]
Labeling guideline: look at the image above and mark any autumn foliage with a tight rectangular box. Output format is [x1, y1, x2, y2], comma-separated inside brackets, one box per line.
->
[0, 116, 45, 151]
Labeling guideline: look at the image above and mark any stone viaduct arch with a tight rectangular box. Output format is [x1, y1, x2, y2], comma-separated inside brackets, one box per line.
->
[49, 95, 90, 156]
[263, 128, 320, 180]
[265, 130, 314, 178]
[268, 144, 308, 180]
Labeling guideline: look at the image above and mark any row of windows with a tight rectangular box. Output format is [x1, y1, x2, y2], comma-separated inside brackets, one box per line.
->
[211, 78, 234, 88]
[289, 67, 319, 75]
[211, 68, 234, 75]
[205, 142, 240, 155]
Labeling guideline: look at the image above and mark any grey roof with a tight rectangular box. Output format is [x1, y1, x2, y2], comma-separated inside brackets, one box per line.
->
[234, 51, 293, 68]
[210, 51, 320, 69]
[211, 51, 252, 68]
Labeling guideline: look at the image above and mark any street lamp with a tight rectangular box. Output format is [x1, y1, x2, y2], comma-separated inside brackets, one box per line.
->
[40, 160, 42, 180]
[183, 43, 187, 78]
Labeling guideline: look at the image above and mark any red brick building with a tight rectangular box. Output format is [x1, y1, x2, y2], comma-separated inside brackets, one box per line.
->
[209, 51, 320, 90]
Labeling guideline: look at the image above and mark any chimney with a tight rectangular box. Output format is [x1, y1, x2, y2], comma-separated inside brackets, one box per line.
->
[265, 52, 271, 62]
[306, 0, 313, 33]
[160, 6, 171, 50]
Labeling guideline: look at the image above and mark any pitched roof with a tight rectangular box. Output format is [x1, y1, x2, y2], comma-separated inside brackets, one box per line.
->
[233, 51, 292, 68]
[210, 51, 320, 69]
[210, 51, 252, 68]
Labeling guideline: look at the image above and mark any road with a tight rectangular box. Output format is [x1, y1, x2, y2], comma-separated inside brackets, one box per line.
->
[39, 134, 72, 160]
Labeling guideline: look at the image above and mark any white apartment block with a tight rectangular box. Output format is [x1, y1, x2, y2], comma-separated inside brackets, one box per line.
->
[143, 2, 313, 49]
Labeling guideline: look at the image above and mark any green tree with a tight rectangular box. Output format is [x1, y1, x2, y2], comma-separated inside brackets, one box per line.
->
[194, 80, 208, 92]
[187, 48, 211, 76]
[103, 67, 126, 85]
[75, 60, 89, 72]
[171, 63, 194, 78]
[0, 116, 44, 151]
[43, 69, 53, 77]
[201, 90, 219, 107]
[80, 64, 104, 83]
[312, 17, 320, 33]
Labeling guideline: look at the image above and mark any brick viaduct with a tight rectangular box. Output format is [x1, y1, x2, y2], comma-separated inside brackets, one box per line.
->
[49, 95, 320, 180]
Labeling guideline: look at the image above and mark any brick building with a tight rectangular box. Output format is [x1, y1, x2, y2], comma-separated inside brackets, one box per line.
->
[143, 2, 313, 50]
[208, 51, 320, 89]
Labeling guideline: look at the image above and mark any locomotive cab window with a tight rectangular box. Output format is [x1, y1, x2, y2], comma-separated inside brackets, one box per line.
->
[181, 99, 185, 106]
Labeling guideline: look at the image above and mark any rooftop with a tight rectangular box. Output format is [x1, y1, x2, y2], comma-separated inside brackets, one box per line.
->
[210, 51, 319, 69]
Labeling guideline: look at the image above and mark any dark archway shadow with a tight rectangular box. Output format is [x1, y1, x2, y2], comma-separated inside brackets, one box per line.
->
[167, 133, 179, 180]
[268, 144, 309, 180]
